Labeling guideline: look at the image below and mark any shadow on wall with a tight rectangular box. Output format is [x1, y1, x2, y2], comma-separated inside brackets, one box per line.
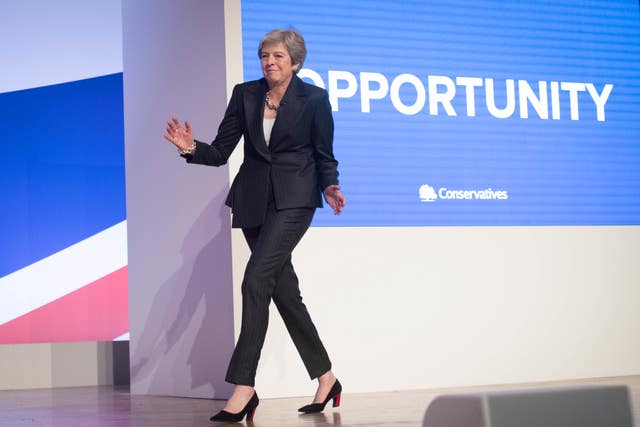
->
[130, 190, 235, 399]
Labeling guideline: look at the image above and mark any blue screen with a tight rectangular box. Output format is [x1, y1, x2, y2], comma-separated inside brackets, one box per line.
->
[241, 0, 640, 226]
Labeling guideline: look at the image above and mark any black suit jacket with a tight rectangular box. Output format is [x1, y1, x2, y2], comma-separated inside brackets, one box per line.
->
[186, 75, 339, 228]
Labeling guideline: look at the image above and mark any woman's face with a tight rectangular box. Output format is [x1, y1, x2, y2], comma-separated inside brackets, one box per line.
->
[260, 42, 298, 88]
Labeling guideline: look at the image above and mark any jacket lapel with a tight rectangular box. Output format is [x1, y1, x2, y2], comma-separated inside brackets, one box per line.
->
[244, 79, 271, 161]
[269, 75, 308, 150]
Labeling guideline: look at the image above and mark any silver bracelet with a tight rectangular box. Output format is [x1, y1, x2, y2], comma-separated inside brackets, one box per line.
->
[178, 141, 196, 156]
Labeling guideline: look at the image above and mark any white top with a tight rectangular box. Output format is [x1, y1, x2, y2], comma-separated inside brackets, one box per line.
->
[263, 118, 276, 146]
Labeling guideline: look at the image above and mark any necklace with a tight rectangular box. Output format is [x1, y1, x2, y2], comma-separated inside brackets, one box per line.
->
[265, 91, 279, 111]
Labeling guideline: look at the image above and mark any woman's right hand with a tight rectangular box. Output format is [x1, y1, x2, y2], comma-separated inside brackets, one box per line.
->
[163, 116, 194, 152]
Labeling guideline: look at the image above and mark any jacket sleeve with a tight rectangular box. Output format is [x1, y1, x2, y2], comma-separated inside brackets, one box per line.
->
[311, 89, 339, 190]
[184, 84, 244, 167]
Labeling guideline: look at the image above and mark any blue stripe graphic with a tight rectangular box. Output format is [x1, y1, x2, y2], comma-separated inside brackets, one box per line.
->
[0, 73, 126, 277]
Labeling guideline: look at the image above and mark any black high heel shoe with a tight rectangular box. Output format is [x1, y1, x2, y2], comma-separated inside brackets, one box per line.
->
[298, 379, 342, 413]
[210, 392, 259, 422]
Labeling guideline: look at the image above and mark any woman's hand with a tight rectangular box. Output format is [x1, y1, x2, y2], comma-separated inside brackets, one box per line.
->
[163, 116, 194, 152]
[323, 185, 346, 215]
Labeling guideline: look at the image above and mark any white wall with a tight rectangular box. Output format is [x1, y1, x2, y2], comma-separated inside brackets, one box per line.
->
[250, 227, 640, 397]
[232, 224, 640, 397]
[123, 0, 235, 399]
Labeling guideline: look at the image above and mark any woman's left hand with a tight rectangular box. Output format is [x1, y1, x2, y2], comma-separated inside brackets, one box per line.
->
[323, 185, 346, 215]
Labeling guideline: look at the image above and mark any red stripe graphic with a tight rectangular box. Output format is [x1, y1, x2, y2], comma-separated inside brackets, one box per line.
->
[0, 267, 128, 344]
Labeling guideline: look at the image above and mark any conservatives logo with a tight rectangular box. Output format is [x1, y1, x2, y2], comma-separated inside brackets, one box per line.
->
[419, 184, 438, 202]
[419, 184, 509, 202]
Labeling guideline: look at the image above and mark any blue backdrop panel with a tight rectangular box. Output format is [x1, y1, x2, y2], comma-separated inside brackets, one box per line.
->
[241, 0, 640, 227]
[0, 74, 126, 276]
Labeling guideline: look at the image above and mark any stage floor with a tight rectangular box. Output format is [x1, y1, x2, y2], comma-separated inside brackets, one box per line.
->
[1, 376, 638, 426]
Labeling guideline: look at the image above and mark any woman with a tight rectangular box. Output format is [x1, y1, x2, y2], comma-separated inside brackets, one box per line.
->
[164, 29, 346, 423]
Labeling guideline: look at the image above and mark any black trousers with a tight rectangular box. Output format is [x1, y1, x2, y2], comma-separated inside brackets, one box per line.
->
[225, 202, 332, 386]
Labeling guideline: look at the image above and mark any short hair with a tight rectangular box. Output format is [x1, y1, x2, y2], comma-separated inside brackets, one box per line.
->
[258, 29, 307, 73]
